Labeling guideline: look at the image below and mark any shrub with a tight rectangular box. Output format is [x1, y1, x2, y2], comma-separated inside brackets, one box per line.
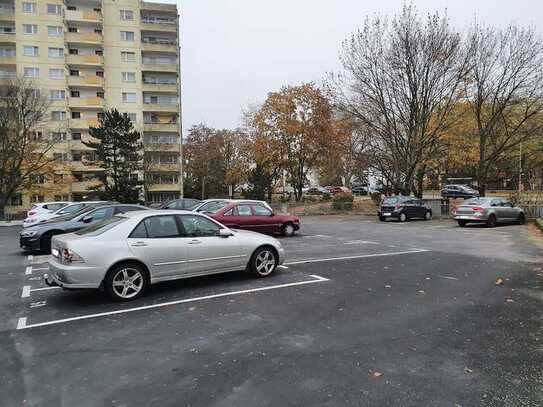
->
[332, 192, 354, 210]
[370, 192, 382, 205]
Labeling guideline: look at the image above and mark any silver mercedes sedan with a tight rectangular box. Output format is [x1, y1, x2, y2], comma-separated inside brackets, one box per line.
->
[452, 197, 526, 227]
[44, 210, 285, 301]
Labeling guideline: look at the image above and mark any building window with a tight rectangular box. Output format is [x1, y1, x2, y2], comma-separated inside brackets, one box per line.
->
[49, 90, 65, 100]
[126, 113, 137, 122]
[8, 194, 22, 206]
[121, 51, 135, 62]
[120, 10, 134, 21]
[0, 47, 15, 57]
[23, 24, 38, 35]
[22, 2, 36, 14]
[23, 67, 39, 78]
[96, 71, 104, 77]
[49, 68, 64, 79]
[71, 111, 81, 119]
[51, 111, 66, 121]
[70, 90, 80, 98]
[96, 91, 104, 98]
[48, 47, 64, 58]
[54, 194, 70, 201]
[122, 92, 136, 103]
[68, 27, 77, 33]
[72, 152, 82, 162]
[23, 46, 39, 57]
[31, 195, 45, 203]
[69, 48, 78, 55]
[120, 31, 134, 41]
[48, 26, 63, 36]
[47, 4, 62, 15]
[31, 131, 43, 141]
[71, 132, 81, 141]
[51, 132, 67, 141]
[121, 72, 136, 82]
[69, 69, 79, 76]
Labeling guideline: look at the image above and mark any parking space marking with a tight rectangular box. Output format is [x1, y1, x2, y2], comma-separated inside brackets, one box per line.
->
[16, 274, 330, 330]
[25, 266, 32, 275]
[21, 286, 30, 298]
[438, 275, 459, 281]
[27, 255, 33, 262]
[32, 267, 48, 272]
[285, 249, 429, 265]
[30, 286, 60, 293]
[344, 240, 380, 245]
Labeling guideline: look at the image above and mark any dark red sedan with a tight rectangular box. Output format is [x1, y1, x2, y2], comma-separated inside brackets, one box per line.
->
[209, 201, 300, 237]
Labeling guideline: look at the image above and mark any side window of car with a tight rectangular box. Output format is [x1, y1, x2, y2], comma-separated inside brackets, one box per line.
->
[490, 199, 501, 207]
[253, 205, 272, 216]
[143, 215, 180, 238]
[90, 207, 115, 221]
[223, 208, 235, 217]
[180, 215, 221, 237]
[129, 221, 148, 238]
[501, 200, 513, 208]
[237, 205, 252, 216]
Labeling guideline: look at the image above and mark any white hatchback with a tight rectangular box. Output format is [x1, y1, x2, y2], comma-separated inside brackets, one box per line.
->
[45, 210, 285, 301]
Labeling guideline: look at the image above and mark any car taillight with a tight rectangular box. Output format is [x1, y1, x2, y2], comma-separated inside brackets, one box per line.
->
[28, 211, 36, 216]
[394, 203, 401, 209]
[472, 207, 484, 212]
[61, 248, 84, 264]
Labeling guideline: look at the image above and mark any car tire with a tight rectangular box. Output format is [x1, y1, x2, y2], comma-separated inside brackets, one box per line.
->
[487, 214, 497, 228]
[458, 220, 467, 227]
[424, 211, 432, 221]
[517, 213, 526, 225]
[282, 222, 296, 237]
[379, 216, 386, 222]
[249, 246, 278, 278]
[40, 232, 54, 254]
[104, 262, 149, 302]
[399, 212, 407, 222]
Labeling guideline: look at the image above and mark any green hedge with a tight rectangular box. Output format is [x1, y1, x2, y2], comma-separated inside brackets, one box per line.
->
[332, 192, 354, 210]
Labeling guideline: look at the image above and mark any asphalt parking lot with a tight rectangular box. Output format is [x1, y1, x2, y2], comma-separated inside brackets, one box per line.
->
[1, 216, 543, 406]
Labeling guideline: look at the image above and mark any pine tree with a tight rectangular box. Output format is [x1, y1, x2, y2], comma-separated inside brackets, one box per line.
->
[84, 109, 143, 203]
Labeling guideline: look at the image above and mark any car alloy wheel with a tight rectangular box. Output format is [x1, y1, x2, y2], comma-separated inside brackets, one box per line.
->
[282, 223, 295, 237]
[399, 212, 407, 222]
[487, 215, 497, 228]
[251, 247, 277, 277]
[105, 264, 148, 301]
[518, 213, 526, 225]
[425, 211, 432, 221]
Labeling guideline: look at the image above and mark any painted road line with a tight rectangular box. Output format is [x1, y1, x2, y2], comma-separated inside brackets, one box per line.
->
[438, 275, 459, 281]
[30, 286, 60, 292]
[32, 267, 49, 272]
[16, 274, 330, 330]
[27, 255, 33, 262]
[21, 286, 31, 298]
[277, 265, 289, 270]
[344, 240, 380, 245]
[285, 249, 429, 266]
[25, 266, 32, 275]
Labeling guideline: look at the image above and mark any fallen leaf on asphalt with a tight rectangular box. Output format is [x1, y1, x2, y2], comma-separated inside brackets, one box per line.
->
[372, 372, 383, 377]
[506, 298, 515, 303]
[385, 285, 392, 289]
[495, 278, 504, 286]
[464, 367, 473, 373]
[418, 290, 425, 294]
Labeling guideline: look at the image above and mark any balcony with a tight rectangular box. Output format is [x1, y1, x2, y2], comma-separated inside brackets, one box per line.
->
[66, 32, 103, 45]
[71, 180, 103, 193]
[0, 32, 15, 43]
[65, 9, 102, 24]
[141, 2, 177, 12]
[68, 75, 104, 88]
[0, 55, 16, 65]
[143, 123, 179, 132]
[144, 143, 179, 152]
[142, 82, 178, 93]
[147, 183, 180, 192]
[69, 118, 100, 129]
[69, 97, 104, 109]
[0, 8, 15, 22]
[67, 54, 104, 67]
[143, 103, 179, 113]
[146, 163, 179, 172]
[142, 63, 177, 73]
[141, 38, 177, 53]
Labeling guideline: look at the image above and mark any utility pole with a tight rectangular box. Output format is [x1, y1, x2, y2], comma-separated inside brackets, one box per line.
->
[518, 142, 522, 193]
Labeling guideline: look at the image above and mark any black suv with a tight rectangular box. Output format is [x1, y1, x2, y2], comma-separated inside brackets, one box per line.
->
[441, 185, 479, 199]
[20, 204, 148, 253]
[378, 196, 432, 222]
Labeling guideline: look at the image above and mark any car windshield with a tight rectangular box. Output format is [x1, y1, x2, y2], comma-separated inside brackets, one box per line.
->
[45, 207, 93, 223]
[75, 216, 128, 236]
[464, 198, 492, 205]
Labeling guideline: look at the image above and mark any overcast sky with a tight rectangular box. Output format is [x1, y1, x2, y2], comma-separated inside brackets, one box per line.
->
[179, 0, 542, 133]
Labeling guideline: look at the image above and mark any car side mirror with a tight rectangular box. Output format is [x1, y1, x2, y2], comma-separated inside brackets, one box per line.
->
[82, 215, 93, 223]
[219, 229, 233, 238]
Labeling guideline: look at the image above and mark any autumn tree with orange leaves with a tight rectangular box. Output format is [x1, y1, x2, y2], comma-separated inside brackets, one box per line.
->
[251, 83, 333, 201]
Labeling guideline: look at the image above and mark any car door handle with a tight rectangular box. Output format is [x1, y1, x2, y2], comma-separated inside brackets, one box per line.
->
[131, 241, 148, 247]
[188, 239, 202, 245]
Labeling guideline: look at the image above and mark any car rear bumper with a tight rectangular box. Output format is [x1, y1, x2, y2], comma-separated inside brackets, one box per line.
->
[378, 211, 400, 219]
[46, 259, 105, 289]
[453, 215, 488, 222]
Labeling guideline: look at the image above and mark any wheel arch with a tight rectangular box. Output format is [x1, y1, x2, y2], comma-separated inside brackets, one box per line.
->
[247, 244, 279, 267]
[102, 258, 151, 288]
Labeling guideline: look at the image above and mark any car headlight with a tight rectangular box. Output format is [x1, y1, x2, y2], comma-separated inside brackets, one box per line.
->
[21, 230, 38, 237]
[26, 218, 37, 223]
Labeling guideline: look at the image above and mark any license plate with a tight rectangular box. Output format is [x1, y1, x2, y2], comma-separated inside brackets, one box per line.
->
[383, 213, 391, 216]
[457, 216, 469, 219]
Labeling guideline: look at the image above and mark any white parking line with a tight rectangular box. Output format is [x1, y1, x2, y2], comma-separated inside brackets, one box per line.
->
[344, 240, 380, 245]
[30, 286, 60, 292]
[16, 274, 330, 330]
[32, 267, 49, 272]
[285, 249, 429, 265]
[25, 266, 32, 275]
[21, 286, 30, 298]
[27, 255, 33, 262]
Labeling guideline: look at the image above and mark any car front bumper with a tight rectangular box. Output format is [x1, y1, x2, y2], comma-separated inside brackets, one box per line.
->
[278, 247, 286, 265]
[19, 235, 41, 251]
[45, 258, 105, 289]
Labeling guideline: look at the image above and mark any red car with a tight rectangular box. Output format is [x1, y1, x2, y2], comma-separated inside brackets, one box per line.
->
[209, 201, 300, 237]
[326, 186, 352, 195]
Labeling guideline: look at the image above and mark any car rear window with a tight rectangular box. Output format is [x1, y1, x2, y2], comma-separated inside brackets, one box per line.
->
[464, 198, 491, 205]
[382, 197, 398, 205]
[75, 216, 128, 236]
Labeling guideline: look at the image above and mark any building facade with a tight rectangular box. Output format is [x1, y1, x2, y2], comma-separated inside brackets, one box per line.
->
[1, 0, 182, 213]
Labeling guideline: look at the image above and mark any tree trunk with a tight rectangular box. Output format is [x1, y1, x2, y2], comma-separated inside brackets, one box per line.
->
[0, 194, 5, 221]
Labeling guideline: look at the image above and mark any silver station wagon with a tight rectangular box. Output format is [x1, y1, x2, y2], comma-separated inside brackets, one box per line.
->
[452, 197, 526, 227]
[45, 210, 285, 301]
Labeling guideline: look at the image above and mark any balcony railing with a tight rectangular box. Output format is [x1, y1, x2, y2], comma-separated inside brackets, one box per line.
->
[68, 75, 104, 88]
[69, 97, 104, 108]
[66, 32, 103, 44]
[67, 54, 104, 66]
[65, 9, 102, 23]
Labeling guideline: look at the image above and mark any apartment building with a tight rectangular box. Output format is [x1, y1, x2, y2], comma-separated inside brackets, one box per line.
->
[1, 0, 182, 212]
